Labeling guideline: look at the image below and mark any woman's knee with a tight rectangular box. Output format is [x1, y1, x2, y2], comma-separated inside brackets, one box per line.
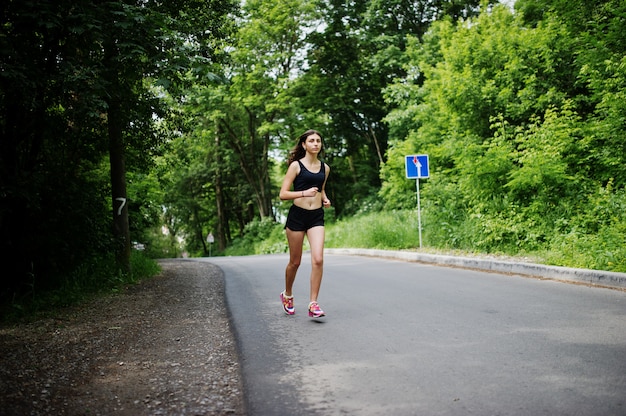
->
[311, 255, 324, 269]
[288, 256, 302, 268]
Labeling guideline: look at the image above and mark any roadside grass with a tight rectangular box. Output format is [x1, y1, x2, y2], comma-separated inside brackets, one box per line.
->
[1, 250, 160, 324]
[225, 209, 626, 274]
[325, 210, 420, 250]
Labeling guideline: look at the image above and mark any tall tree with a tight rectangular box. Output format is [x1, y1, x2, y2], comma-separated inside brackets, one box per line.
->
[1, 0, 113, 297]
[299, 0, 488, 216]
[380, 1, 626, 261]
[208, 0, 318, 219]
[0, 0, 236, 299]
[95, 0, 237, 270]
[301, 0, 387, 216]
[519, 0, 626, 187]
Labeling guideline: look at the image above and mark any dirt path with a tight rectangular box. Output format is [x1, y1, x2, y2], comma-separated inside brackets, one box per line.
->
[0, 259, 245, 415]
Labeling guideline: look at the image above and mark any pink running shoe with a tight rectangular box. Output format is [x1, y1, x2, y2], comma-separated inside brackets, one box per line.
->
[280, 291, 295, 315]
[308, 301, 325, 318]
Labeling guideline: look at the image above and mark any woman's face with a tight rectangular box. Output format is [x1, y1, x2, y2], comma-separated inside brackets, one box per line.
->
[302, 133, 322, 154]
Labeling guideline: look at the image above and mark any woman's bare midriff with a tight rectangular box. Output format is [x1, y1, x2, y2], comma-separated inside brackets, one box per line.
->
[294, 194, 322, 210]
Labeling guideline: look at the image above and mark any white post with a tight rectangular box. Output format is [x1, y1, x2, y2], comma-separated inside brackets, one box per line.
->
[207, 232, 215, 257]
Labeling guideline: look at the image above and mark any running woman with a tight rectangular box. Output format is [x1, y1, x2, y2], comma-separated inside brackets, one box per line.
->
[279, 129, 331, 318]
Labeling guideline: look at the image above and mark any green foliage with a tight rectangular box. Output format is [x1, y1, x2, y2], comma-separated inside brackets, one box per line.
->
[227, 199, 626, 273]
[506, 106, 581, 201]
[224, 208, 337, 256]
[206, 1, 626, 275]
[224, 217, 285, 256]
[1, 251, 161, 324]
[1, 0, 237, 305]
[163, 0, 496, 254]
[127, 171, 167, 248]
[325, 211, 420, 250]
[134, 225, 183, 259]
[539, 181, 626, 271]
[256, 225, 290, 255]
[4, 0, 624, 307]
[242, 217, 278, 242]
[195, 0, 626, 275]
[378, 1, 626, 272]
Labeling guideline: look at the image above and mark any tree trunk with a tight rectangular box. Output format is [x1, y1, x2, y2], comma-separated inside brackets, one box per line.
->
[214, 129, 228, 251]
[103, 31, 131, 274]
[221, 120, 274, 220]
[108, 97, 131, 274]
[369, 124, 384, 166]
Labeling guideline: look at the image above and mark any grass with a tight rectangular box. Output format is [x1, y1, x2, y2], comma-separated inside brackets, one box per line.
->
[1, 250, 161, 324]
[325, 210, 421, 250]
[226, 209, 626, 274]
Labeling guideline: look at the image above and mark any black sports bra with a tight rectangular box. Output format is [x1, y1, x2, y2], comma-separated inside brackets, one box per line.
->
[293, 160, 325, 192]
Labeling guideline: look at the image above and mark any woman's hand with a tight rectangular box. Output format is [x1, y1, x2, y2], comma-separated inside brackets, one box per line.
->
[304, 187, 319, 197]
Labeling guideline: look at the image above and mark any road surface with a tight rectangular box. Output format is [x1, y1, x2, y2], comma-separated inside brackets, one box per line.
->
[203, 253, 626, 416]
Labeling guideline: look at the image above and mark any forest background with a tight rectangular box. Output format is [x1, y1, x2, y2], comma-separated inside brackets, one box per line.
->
[1, 0, 625, 318]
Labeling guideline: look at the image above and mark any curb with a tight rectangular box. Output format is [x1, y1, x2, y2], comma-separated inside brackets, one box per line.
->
[325, 248, 626, 290]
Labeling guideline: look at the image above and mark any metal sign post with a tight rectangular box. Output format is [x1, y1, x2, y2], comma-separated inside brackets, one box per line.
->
[405, 155, 429, 249]
[416, 177, 422, 248]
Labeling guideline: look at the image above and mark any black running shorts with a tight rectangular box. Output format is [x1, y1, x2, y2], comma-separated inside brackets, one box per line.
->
[285, 205, 325, 231]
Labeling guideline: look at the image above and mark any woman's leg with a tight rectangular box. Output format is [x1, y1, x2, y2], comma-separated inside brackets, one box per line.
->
[305, 226, 325, 303]
[285, 227, 305, 296]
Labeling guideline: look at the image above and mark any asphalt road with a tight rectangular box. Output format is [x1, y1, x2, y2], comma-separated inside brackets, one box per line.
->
[203, 253, 626, 416]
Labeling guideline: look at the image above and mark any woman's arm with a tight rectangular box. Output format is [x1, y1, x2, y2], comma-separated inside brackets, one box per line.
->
[279, 162, 301, 201]
[321, 164, 331, 207]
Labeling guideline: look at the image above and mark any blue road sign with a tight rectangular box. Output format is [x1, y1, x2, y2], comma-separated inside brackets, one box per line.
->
[405, 155, 429, 179]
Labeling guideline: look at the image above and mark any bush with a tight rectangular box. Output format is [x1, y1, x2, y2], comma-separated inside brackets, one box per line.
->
[224, 217, 284, 256]
[257, 223, 288, 254]
[1, 251, 161, 324]
[326, 211, 420, 249]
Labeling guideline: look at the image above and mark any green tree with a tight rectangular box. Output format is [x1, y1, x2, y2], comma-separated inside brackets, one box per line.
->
[381, 3, 581, 248]
[298, 0, 487, 216]
[165, 0, 322, 253]
[99, 0, 236, 270]
[0, 0, 236, 302]
[381, 0, 626, 262]
[1, 0, 114, 298]
[226, 0, 320, 218]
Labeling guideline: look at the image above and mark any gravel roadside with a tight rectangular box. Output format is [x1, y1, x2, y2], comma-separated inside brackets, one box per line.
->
[0, 259, 245, 415]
